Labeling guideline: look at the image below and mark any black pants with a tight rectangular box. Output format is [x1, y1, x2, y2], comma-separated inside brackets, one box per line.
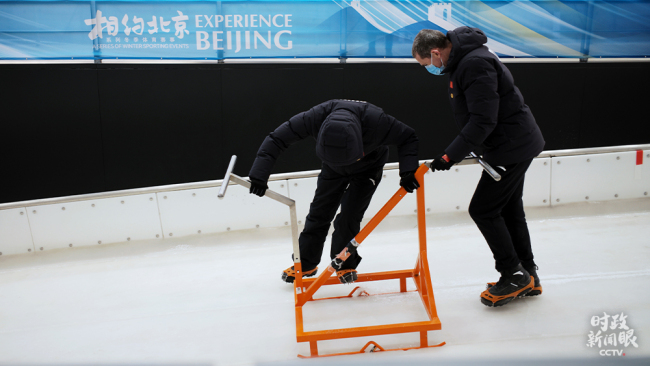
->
[298, 164, 383, 271]
[468, 158, 536, 273]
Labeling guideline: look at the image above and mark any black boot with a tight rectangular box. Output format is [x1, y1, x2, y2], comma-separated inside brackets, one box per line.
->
[486, 264, 542, 298]
[336, 269, 357, 284]
[481, 264, 533, 307]
[523, 265, 542, 297]
[281, 266, 318, 283]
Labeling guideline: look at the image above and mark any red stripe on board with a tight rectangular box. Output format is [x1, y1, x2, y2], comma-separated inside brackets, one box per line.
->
[637, 150, 643, 165]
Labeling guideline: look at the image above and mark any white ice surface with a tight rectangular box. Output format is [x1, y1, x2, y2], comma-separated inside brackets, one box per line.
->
[1, 199, 649, 365]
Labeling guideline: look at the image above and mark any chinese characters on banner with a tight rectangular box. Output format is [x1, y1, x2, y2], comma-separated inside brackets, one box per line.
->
[84, 8, 293, 54]
[86, 10, 189, 40]
[86, 10, 192, 51]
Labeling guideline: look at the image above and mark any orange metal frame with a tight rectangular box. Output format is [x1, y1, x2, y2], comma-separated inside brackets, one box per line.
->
[292, 163, 445, 358]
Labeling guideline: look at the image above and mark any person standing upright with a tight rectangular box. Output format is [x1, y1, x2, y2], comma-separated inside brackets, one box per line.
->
[412, 27, 545, 307]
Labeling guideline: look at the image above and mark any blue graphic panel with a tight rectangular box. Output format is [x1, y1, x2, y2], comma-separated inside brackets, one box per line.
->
[0, 1, 649, 60]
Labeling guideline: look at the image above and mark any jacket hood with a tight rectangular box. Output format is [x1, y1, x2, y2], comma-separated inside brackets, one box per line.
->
[315, 110, 364, 166]
[445, 27, 488, 73]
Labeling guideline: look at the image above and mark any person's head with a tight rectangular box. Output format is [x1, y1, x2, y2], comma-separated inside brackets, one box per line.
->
[412, 29, 452, 75]
[315, 110, 363, 166]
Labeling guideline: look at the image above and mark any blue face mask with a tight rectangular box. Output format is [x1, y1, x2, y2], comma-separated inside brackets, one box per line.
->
[425, 56, 445, 76]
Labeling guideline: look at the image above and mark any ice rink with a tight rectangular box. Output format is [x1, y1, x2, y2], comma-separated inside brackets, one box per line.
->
[1, 198, 649, 365]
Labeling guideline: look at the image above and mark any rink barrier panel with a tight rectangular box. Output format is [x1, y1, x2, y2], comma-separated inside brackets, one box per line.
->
[0, 146, 648, 256]
[157, 180, 290, 239]
[0, 208, 34, 255]
[550, 151, 649, 205]
[28, 193, 163, 253]
[284, 177, 318, 229]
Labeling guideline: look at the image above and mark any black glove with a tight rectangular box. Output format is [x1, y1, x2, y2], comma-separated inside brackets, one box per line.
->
[249, 178, 268, 197]
[430, 153, 455, 171]
[399, 170, 420, 193]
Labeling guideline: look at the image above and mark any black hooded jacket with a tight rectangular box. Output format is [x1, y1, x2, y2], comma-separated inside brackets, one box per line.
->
[443, 27, 545, 165]
[249, 100, 419, 182]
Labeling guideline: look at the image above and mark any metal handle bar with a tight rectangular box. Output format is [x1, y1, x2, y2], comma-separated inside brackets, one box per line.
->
[218, 155, 238, 198]
[218, 155, 301, 263]
[426, 152, 501, 181]
[469, 152, 502, 181]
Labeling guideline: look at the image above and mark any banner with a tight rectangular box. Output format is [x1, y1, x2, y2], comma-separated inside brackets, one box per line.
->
[1, 1, 649, 60]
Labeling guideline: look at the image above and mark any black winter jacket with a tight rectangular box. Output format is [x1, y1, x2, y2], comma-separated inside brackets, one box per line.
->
[443, 27, 545, 165]
[249, 100, 419, 182]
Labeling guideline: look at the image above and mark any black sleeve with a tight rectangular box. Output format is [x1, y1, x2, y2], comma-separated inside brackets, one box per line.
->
[248, 101, 334, 182]
[445, 57, 499, 162]
[364, 105, 419, 174]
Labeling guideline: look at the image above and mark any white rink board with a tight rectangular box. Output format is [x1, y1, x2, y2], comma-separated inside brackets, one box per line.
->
[158, 181, 291, 237]
[0, 208, 34, 255]
[551, 150, 650, 205]
[522, 157, 552, 207]
[1, 148, 649, 256]
[371, 159, 551, 216]
[286, 176, 318, 225]
[426, 163, 483, 213]
[27, 194, 162, 250]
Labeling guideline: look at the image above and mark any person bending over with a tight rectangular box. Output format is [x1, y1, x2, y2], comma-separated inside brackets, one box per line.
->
[248, 99, 420, 284]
